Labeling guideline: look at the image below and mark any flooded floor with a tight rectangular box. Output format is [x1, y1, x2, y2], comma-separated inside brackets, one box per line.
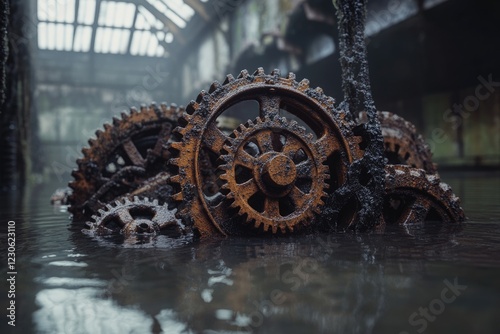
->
[1, 171, 500, 334]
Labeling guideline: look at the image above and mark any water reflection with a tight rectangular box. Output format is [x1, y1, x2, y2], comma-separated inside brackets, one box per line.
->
[2, 172, 500, 333]
[36, 225, 467, 334]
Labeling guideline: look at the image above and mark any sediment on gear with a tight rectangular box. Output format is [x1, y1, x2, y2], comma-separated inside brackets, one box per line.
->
[320, 0, 385, 231]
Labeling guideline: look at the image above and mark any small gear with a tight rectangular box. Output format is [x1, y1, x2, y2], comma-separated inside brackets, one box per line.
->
[86, 196, 185, 236]
[383, 165, 465, 225]
[359, 111, 437, 173]
[69, 103, 182, 217]
[168, 68, 361, 237]
[219, 116, 329, 233]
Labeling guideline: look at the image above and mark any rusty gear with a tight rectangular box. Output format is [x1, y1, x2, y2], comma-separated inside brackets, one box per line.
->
[85, 196, 185, 236]
[169, 68, 360, 237]
[360, 111, 437, 173]
[383, 165, 465, 225]
[68, 103, 181, 217]
[219, 116, 329, 233]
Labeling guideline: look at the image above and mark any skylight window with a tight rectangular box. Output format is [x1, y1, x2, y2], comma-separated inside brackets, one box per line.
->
[36, 0, 207, 57]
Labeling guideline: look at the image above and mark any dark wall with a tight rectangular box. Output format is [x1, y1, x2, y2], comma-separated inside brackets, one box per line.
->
[0, 0, 34, 191]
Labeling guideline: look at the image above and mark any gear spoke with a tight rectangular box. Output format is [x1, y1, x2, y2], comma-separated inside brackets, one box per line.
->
[122, 139, 146, 168]
[290, 186, 307, 208]
[236, 179, 259, 201]
[235, 150, 258, 169]
[204, 121, 229, 154]
[259, 95, 281, 119]
[254, 129, 274, 153]
[264, 197, 280, 216]
[296, 160, 313, 178]
[116, 207, 134, 226]
[283, 135, 305, 156]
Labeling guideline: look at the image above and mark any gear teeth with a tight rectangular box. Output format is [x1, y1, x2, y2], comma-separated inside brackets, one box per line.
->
[95, 129, 104, 138]
[112, 116, 121, 126]
[237, 123, 247, 132]
[175, 126, 188, 136]
[223, 74, 235, 84]
[171, 192, 183, 202]
[80, 147, 90, 156]
[196, 90, 208, 104]
[169, 142, 183, 151]
[170, 174, 181, 184]
[286, 72, 296, 80]
[209, 81, 221, 93]
[315, 87, 324, 94]
[298, 79, 310, 91]
[130, 107, 139, 115]
[252, 67, 265, 76]
[88, 138, 97, 147]
[238, 69, 249, 79]
[270, 68, 280, 77]
[103, 123, 112, 131]
[186, 101, 198, 115]
[169, 158, 180, 167]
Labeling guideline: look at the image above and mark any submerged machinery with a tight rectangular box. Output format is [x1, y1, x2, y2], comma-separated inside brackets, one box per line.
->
[63, 69, 464, 240]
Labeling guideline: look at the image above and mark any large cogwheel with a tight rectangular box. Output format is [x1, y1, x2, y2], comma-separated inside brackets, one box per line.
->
[359, 111, 437, 173]
[219, 116, 329, 233]
[383, 165, 465, 225]
[168, 68, 361, 237]
[69, 103, 182, 217]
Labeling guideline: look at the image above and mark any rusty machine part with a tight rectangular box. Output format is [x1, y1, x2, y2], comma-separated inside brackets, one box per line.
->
[359, 111, 437, 173]
[383, 165, 465, 225]
[168, 68, 362, 237]
[85, 196, 185, 236]
[68, 103, 182, 217]
[219, 117, 329, 233]
[331, 0, 386, 232]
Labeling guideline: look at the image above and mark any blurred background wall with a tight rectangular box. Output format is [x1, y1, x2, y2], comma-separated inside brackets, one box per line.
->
[1, 0, 499, 190]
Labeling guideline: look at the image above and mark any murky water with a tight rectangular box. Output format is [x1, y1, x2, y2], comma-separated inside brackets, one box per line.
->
[1, 172, 500, 334]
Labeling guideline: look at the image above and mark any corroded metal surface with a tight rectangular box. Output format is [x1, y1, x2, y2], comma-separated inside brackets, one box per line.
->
[168, 68, 361, 237]
[85, 196, 185, 237]
[219, 117, 329, 233]
[68, 103, 182, 217]
[65, 83, 465, 237]
[360, 111, 437, 173]
[383, 165, 465, 225]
